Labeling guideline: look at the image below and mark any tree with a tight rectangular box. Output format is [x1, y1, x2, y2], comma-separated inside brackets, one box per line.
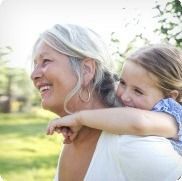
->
[110, 32, 150, 74]
[110, 0, 182, 73]
[0, 47, 12, 112]
[0, 47, 34, 113]
[0, 47, 12, 93]
[154, 0, 182, 47]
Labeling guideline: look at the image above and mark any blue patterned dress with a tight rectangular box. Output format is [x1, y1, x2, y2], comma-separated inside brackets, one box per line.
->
[152, 98, 182, 155]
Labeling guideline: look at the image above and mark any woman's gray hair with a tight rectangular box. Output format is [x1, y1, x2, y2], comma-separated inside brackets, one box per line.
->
[33, 24, 119, 113]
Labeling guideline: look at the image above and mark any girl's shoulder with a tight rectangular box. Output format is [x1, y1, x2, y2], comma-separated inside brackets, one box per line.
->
[152, 98, 182, 115]
[152, 98, 182, 153]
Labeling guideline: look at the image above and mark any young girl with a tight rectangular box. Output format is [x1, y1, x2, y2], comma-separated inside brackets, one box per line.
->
[47, 44, 182, 155]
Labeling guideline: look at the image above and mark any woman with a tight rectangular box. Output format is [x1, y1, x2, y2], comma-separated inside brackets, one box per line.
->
[31, 24, 182, 181]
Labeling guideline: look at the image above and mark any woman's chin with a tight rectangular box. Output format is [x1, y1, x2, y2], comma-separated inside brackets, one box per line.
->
[41, 101, 64, 115]
[41, 100, 52, 110]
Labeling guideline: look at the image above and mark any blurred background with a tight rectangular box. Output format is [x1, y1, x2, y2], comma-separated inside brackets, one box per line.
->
[0, 0, 181, 180]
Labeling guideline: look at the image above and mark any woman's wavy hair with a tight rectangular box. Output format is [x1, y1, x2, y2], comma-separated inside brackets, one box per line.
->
[33, 24, 120, 113]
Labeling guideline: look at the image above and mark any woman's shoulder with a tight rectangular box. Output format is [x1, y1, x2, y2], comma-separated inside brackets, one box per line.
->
[101, 131, 172, 148]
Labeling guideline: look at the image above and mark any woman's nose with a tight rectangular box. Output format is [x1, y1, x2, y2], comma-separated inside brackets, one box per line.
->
[31, 64, 42, 81]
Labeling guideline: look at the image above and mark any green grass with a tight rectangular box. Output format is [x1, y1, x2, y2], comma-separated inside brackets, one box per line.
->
[0, 110, 63, 181]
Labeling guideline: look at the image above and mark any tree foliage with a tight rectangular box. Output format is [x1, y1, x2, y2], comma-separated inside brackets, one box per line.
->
[0, 47, 12, 94]
[110, 0, 182, 73]
[154, 0, 182, 47]
[110, 32, 151, 74]
[0, 47, 34, 113]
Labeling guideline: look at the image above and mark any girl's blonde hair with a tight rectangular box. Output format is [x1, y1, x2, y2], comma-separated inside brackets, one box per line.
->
[127, 44, 182, 103]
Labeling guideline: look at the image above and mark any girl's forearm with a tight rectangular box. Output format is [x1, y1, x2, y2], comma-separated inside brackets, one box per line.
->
[78, 107, 177, 138]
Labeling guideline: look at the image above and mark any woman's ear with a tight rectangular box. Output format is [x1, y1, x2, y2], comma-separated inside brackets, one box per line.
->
[168, 90, 179, 100]
[81, 58, 96, 86]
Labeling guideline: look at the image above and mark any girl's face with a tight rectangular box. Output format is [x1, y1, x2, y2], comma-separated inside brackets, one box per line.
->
[31, 41, 78, 115]
[116, 61, 164, 110]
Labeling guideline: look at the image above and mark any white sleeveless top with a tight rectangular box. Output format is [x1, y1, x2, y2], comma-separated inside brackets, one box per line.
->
[54, 132, 182, 181]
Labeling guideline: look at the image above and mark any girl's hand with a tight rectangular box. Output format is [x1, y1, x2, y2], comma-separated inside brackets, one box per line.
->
[46, 113, 82, 143]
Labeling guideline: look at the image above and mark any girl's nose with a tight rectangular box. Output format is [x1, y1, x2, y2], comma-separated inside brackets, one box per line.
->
[121, 91, 131, 102]
[117, 86, 131, 103]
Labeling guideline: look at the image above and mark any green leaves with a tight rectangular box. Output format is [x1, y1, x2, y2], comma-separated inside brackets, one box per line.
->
[154, 0, 182, 47]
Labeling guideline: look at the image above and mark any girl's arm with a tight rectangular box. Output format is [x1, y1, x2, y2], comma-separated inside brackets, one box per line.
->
[47, 107, 178, 139]
[79, 107, 178, 138]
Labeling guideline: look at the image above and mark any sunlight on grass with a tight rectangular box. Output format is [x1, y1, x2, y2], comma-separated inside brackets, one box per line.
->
[0, 110, 63, 181]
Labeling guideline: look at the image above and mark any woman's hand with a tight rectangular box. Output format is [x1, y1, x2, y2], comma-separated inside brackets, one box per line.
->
[46, 113, 82, 143]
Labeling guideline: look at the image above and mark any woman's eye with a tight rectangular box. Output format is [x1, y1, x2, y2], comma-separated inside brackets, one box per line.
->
[43, 59, 51, 65]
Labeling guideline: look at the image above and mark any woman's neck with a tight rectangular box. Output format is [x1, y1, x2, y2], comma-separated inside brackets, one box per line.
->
[53, 98, 106, 143]
[70, 98, 106, 144]
[72, 126, 101, 146]
[55, 96, 107, 117]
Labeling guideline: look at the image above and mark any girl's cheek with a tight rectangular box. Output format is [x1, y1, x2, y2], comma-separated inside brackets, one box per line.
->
[116, 85, 123, 97]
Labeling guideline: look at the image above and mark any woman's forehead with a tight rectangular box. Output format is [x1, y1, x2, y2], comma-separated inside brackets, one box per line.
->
[33, 42, 56, 59]
[34, 41, 52, 53]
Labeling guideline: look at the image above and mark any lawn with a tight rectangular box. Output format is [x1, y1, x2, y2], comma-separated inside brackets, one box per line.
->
[0, 109, 63, 181]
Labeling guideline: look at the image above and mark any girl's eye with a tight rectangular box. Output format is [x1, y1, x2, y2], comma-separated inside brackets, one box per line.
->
[119, 79, 125, 86]
[134, 89, 143, 96]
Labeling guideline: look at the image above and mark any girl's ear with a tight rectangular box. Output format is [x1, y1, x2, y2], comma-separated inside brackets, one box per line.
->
[81, 58, 96, 86]
[168, 90, 179, 100]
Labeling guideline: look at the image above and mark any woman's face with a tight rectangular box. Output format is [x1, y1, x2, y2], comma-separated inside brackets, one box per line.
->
[116, 61, 164, 110]
[31, 41, 78, 115]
